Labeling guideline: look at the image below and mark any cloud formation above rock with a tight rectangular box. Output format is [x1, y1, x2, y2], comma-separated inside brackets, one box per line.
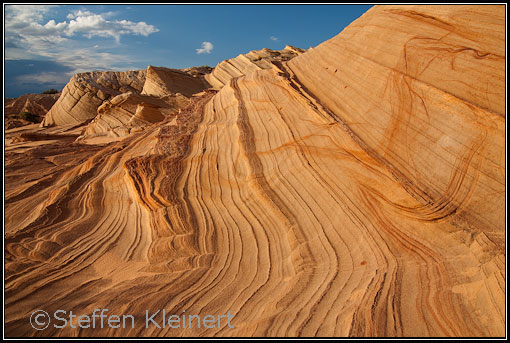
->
[196, 41, 214, 54]
[4, 5, 160, 95]
[65, 9, 159, 42]
[5, 6, 159, 46]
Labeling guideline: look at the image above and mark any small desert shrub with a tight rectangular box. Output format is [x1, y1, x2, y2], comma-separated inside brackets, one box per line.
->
[18, 111, 38, 123]
[42, 88, 59, 94]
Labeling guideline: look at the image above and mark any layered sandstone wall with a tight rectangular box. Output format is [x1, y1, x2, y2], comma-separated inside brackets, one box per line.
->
[4, 5, 505, 338]
[41, 70, 147, 126]
[205, 45, 306, 89]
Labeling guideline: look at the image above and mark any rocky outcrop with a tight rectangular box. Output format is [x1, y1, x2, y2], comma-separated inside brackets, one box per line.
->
[41, 66, 212, 139]
[4, 5, 505, 338]
[205, 45, 305, 89]
[286, 4, 505, 243]
[41, 70, 147, 127]
[80, 91, 189, 141]
[141, 65, 210, 97]
[4, 93, 60, 129]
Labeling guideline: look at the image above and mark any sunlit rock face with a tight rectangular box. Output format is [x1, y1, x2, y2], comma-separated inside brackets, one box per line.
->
[4, 92, 60, 129]
[205, 45, 306, 89]
[80, 91, 190, 142]
[41, 70, 148, 127]
[4, 5, 505, 338]
[41, 65, 212, 143]
[142, 65, 211, 97]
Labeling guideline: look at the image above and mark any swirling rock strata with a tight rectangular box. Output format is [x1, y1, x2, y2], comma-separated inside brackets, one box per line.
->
[205, 45, 305, 89]
[141, 65, 211, 97]
[41, 66, 212, 140]
[4, 4, 505, 338]
[80, 92, 189, 141]
[41, 70, 147, 127]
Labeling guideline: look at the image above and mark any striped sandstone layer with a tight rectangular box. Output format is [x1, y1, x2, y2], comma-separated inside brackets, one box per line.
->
[41, 66, 211, 128]
[205, 45, 306, 89]
[79, 92, 190, 142]
[4, 5, 505, 338]
[41, 70, 147, 127]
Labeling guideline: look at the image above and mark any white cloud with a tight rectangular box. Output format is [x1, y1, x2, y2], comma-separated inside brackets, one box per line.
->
[6, 5, 58, 22]
[270, 36, 279, 41]
[196, 41, 213, 54]
[4, 5, 160, 82]
[5, 5, 159, 48]
[66, 10, 93, 20]
[65, 12, 158, 42]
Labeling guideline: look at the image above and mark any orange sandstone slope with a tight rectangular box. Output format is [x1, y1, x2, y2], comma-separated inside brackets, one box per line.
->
[205, 45, 306, 89]
[41, 70, 147, 126]
[40, 66, 211, 128]
[4, 4, 505, 337]
[4, 92, 60, 128]
[5, 93, 61, 118]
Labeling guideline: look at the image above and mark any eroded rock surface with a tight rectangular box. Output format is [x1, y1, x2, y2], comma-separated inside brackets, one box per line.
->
[5, 93, 60, 129]
[4, 5, 505, 338]
[41, 70, 147, 127]
[41, 66, 212, 142]
[80, 91, 190, 143]
[205, 45, 305, 89]
[142, 65, 211, 97]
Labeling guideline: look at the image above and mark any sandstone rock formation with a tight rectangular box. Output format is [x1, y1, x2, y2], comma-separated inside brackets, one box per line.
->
[4, 93, 60, 129]
[142, 65, 210, 97]
[80, 91, 189, 142]
[41, 66, 212, 142]
[205, 45, 306, 89]
[41, 70, 147, 127]
[4, 4, 505, 338]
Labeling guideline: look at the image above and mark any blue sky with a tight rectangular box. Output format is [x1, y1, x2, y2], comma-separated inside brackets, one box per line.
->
[4, 4, 372, 97]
